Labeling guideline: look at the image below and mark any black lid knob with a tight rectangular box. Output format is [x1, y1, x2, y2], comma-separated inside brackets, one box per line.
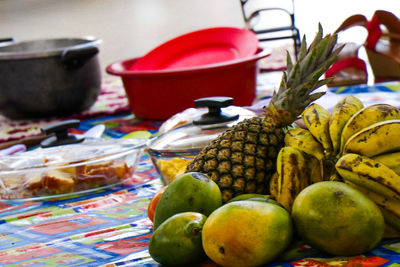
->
[193, 97, 239, 125]
[40, 119, 84, 148]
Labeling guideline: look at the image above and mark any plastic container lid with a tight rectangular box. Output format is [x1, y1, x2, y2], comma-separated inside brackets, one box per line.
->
[0, 138, 146, 171]
[130, 27, 259, 71]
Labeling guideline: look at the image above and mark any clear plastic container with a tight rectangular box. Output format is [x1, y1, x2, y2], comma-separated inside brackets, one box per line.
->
[0, 138, 146, 200]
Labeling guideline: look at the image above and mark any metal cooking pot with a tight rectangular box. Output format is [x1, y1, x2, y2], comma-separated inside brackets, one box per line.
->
[0, 37, 102, 119]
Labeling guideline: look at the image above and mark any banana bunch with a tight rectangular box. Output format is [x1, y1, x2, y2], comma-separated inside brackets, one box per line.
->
[270, 94, 400, 228]
[335, 103, 400, 234]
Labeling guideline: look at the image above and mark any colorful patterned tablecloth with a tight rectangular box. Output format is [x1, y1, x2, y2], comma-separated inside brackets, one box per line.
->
[2, 117, 400, 267]
[3, 76, 400, 266]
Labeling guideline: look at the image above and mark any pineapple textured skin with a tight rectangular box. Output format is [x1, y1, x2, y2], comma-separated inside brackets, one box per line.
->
[186, 117, 284, 202]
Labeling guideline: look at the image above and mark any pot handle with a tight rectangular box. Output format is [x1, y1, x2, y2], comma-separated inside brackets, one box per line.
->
[0, 37, 17, 47]
[0, 37, 16, 43]
[61, 45, 99, 67]
[193, 97, 239, 125]
[40, 119, 84, 148]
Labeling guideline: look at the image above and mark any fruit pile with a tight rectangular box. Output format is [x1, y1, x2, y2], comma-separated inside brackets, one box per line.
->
[147, 172, 293, 266]
[147, 96, 400, 266]
[146, 24, 400, 266]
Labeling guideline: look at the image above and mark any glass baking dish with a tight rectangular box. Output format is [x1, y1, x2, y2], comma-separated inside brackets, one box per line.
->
[0, 138, 146, 200]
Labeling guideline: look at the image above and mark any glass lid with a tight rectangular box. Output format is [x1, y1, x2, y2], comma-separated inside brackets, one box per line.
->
[148, 123, 231, 151]
[148, 96, 256, 152]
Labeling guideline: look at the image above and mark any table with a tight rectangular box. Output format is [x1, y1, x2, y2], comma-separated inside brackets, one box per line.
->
[2, 77, 400, 266]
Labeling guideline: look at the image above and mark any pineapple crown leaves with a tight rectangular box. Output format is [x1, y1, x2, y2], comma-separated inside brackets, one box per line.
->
[266, 24, 344, 126]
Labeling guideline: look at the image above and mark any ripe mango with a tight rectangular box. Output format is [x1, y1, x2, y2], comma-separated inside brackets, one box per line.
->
[292, 181, 384, 256]
[202, 200, 293, 267]
[149, 212, 207, 266]
[153, 172, 222, 229]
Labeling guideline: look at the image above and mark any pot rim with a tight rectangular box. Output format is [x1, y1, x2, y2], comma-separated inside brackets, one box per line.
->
[0, 36, 101, 60]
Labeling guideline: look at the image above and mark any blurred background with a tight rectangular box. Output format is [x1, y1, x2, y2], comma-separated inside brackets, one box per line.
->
[1, 0, 400, 72]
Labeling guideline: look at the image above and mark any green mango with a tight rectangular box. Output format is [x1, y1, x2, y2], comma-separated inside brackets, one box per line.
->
[227, 193, 271, 203]
[227, 193, 282, 207]
[247, 197, 282, 207]
[149, 212, 207, 266]
[153, 172, 222, 229]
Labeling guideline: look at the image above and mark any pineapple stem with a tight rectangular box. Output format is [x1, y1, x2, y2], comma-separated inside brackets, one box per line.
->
[266, 24, 343, 127]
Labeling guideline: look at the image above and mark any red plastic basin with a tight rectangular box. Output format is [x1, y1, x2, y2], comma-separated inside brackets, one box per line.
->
[106, 49, 270, 120]
[130, 27, 259, 71]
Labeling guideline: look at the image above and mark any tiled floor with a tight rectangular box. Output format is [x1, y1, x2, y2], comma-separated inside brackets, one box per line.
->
[1, 0, 400, 74]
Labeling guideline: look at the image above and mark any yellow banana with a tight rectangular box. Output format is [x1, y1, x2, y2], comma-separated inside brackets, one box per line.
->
[343, 119, 400, 157]
[345, 180, 400, 235]
[301, 103, 333, 155]
[321, 157, 337, 181]
[329, 172, 342, 182]
[372, 151, 400, 175]
[383, 222, 400, 239]
[336, 153, 400, 201]
[328, 96, 363, 155]
[269, 171, 279, 200]
[276, 146, 308, 212]
[380, 208, 400, 233]
[306, 155, 323, 184]
[344, 180, 400, 218]
[284, 128, 324, 161]
[347, 180, 400, 234]
[340, 104, 400, 155]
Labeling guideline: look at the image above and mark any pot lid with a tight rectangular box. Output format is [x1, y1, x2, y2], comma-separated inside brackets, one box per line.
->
[147, 97, 256, 152]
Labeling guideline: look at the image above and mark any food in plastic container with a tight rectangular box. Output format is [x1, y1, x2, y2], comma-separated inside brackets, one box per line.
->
[0, 138, 146, 200]
[156, 157, 193, 184]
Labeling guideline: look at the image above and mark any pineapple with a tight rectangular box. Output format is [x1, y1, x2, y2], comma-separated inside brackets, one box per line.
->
[186, 24, 343, 203]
